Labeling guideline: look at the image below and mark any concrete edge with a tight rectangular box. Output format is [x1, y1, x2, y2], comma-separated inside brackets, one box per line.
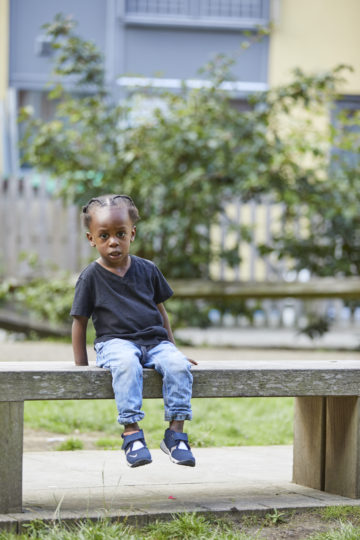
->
[2, 500, 360, 533]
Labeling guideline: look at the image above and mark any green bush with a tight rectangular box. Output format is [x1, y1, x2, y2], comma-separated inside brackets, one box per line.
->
[20, 14, 356, 284]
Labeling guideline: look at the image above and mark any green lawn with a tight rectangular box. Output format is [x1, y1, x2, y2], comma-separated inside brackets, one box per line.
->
[2, 510, 360, 540]
[24, 396, 294, 448]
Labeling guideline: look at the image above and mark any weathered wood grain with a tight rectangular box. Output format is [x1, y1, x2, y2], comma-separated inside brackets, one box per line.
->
[325, 397, 360, 498]
[1, 361, 360, 401]
[293, 397, 326, 490]
[0, 402, 23, 513]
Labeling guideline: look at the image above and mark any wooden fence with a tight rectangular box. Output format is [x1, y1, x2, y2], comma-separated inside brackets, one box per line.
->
[1, 173, 359, 331]
[0, 174, 284, 281]
[0, 174, 91, 278]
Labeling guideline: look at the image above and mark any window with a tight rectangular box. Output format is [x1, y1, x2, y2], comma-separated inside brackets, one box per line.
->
[126, 0, 187, 16]
[332, 96, 360, 169]
[123, 0, 269, 28]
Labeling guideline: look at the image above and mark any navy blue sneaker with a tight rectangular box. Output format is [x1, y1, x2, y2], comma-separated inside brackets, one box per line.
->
[121, 430, 152, 468]
[160, 429, 195, 467]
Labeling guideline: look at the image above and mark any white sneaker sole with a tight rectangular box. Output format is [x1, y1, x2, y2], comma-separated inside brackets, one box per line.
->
[160, 440, 195, 467]
[127, 458, 152, 468]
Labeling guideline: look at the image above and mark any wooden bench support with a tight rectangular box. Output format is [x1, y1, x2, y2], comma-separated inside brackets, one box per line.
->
[293, 396, 360, 498]
[0, 402, 24, 514]
[325, 396, 360, 498]
[293, 397, 326, 491]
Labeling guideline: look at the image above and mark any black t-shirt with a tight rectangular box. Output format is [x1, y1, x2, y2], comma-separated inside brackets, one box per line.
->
[70, 256, 173, 346]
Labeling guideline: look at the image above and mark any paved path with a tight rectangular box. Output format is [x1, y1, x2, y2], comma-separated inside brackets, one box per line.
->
[2, 445, 360, 530]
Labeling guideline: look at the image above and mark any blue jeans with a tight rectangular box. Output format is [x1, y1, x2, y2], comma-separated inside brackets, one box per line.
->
[95, 338, 193, 425]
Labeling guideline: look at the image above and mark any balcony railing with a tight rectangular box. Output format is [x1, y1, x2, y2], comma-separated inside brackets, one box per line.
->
[122, 0, 269, 29]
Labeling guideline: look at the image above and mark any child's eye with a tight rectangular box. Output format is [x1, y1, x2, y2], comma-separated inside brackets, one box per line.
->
[117, 232, 126, 238]
[100, 233, 109, 239]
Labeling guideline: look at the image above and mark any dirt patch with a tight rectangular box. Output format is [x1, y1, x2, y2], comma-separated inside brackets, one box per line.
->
[248, 512, 329, 539]
[24, 427, 120, 452]
[226, 508, 359, 539]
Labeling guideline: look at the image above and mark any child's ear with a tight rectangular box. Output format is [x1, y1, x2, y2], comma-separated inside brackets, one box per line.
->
[130, 226, 136, 242]
[86, 231, 96, 247]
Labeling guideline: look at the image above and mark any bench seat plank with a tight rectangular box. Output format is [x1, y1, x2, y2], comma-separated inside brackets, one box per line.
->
[1, 361, 360, 401]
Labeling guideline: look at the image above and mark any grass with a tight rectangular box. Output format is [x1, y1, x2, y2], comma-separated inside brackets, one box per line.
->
[319, 506, 360, 523]
[305, 507, 360, 539]
[24, 396, 294, 448]
[3, 509, 360, 539]
[55, 438, 84, 451]
[307, 521, 360, 540]
[0, 514, 255, 540]
[95, 437, 122, 450]
[301, 507, 360, 540]
[143, 513, 249, 539]
[0, 515, 245, 540]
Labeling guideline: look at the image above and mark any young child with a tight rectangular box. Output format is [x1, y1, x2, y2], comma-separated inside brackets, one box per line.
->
[71, 194, 196, 468]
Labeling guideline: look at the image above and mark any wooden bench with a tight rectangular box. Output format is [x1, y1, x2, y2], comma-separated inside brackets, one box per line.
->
[1, 359, 360, 513]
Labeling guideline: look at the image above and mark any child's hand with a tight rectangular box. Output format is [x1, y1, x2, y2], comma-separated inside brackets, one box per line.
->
[187, 357, 198, 366]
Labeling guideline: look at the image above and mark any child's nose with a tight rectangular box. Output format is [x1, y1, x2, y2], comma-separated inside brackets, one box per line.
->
[109, 236, 119, 245]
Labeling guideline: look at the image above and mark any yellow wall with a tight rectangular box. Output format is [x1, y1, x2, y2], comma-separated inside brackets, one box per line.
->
[269, 0, 360, 94]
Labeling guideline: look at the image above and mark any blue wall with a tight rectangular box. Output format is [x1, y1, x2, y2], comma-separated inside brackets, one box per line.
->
[10, 0, 269, 93]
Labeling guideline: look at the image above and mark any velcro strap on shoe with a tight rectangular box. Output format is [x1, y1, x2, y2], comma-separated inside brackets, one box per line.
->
[121, 430, 145, 450]
[173, 432, 189, 443]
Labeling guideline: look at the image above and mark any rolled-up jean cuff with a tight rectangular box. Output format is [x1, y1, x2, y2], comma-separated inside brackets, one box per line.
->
[118, 413, 145, 426]
[165, 414, 192, 422]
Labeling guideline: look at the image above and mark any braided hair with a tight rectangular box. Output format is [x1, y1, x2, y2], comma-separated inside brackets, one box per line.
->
[82, 194, 140, 227]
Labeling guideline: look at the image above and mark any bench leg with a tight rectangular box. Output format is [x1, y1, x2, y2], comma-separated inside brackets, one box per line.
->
[0, 402, 24, 513]
[293, 396, 360, 498]
[293, 396, 326, 491]
[325, 396, 360, 498]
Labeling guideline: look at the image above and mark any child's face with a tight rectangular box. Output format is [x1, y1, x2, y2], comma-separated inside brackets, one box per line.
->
[86, 206, 136, 269]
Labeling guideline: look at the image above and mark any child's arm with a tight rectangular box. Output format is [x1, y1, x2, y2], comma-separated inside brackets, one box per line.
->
[157, 303, 176, 345]
[157, 303, 198, 365]
[72, 315, 89, 366]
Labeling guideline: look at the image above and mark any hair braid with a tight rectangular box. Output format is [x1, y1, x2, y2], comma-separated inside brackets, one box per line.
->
[82, 194, 140, 227]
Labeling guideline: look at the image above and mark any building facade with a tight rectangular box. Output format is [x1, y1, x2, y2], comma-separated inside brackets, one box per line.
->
[2, 0, 359, 176]
[0, 0, 9, 174]
[269, 0, 360, 93]
[3, 0, 359, 175]
[4, 0, 272, 175]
